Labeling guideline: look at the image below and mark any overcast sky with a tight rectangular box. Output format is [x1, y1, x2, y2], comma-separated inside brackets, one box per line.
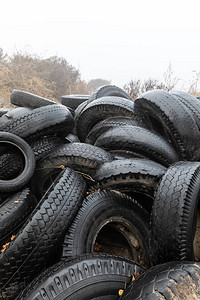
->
[1, 0, 200, 89]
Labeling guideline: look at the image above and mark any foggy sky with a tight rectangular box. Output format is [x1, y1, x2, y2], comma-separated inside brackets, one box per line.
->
[1, 0, 200, 89]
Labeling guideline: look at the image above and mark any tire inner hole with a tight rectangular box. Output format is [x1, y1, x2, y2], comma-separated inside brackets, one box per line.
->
[94, 222, 146, 267]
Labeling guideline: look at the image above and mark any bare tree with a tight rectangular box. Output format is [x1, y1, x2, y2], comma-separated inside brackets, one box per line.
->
[124, 78, 166, 99]
[163, 63, 179, 91]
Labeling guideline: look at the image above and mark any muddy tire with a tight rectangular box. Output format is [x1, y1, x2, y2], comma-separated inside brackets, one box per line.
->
[134, 89, 200, 160]
[0, 168, 87, 299]
[18, 253, 145, 300]
[119, 261, 200, 300]
[63, 190, 151, 268]
[0, 132, 35, 192]
[76, 96, 135, 141]
[10, 90, 57, 108]
[150, 161, 200, 265]
[95, 126, 179, 167]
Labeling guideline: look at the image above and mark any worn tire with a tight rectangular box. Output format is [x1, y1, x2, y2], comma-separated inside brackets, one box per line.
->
[88, 84, 133, 103]
[95, 126, 179, 167]
[0, 168, 87, 299]
[76, 96, 135, 141]
[63, 190, 151, 267]
[119, 261, 200, 300]
[150, 161, 200, 265]
[134, 89, 200, 160]
[0, 132, 35, 192]
[91, 159, 166, 212]
[18, 253, 145, 300]
[61, 94, 89, 109]
[10, 90, 57, 108]
[0, 104, 74, 139]
[86, 116, 145, 145]
[27, 135, 64, 161]
[0, 188, 37, 248]
[31, 142, 113, 198]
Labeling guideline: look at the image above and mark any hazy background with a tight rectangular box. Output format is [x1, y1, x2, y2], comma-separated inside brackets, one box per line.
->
[1, 0, 200, 89]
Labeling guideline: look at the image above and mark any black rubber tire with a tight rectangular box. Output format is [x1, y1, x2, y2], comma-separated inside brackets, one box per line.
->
[0, 104, 74, 139]
[10, 89, 57, 108]
[61, 94, 90, 109]
[18, 253, 145, 300]
[170, 91, 200, 159]
[0, 132, 35, 192]
[94, 126, 179, 167]
[171, 90, 200, 127]
[31, 142, 113, 198]
[88, 84, 133, 103]
[76, 96, 135, 141]
[0, 188, 37, 248]
[0, 150, 23, 180]
[91, 159, 166, 209]
[73, 100, 89, 134]
[63, 190, 151, 267]
[85, 116, 145, 145]
[119, 261, 200, 300]
[150, 161, 200, 265]
[134, 89, 200, 160]
[0, 167, 87, 299]
[27, 135, 64, 161]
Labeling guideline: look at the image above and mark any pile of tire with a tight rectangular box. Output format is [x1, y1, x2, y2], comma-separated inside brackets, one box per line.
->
[0, 86, 200, 299]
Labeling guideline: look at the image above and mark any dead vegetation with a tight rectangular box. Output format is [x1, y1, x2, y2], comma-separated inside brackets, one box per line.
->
[1, 48, 200, 109]
[0, 49, 89, 108]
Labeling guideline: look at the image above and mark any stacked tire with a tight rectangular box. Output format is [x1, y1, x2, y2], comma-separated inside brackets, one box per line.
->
[0, 86, 200, 299]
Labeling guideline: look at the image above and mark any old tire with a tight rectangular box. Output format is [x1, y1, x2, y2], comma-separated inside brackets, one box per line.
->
[85, 116, 145, 145]
[94, 126, 179, 167]
[63, 190, 151, 268]
[27, 135, 64, 161]
[91, 159, 166, 212]
[0, 104, 74, 139]
[0, 132, 35, 192]
[0, 168, 87, 299]
[119, 261, 200, 300]
[150, 161, 200, 265]
[88, 84, 133, 103]
[134, 89, 200, 160]
[31, 142, 113, 198]
[76, 96, 135, 141]
[0, 188, 37, 248]
[19, 254, 145, 300]
[10, 90, 57, 108]
[61, 94, 89, 109]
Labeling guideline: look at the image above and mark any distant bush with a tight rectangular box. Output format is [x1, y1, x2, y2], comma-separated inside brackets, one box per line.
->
[0, 49, 89, 108]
